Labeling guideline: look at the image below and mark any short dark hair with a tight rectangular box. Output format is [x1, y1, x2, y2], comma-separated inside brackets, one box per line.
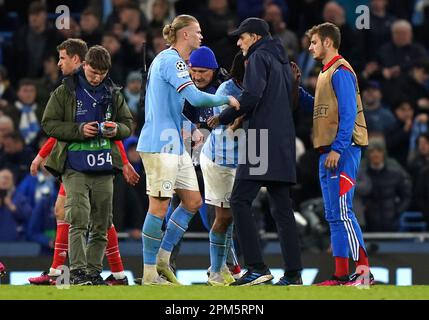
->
[82, 7, 100, 19]
[418, 132, 429, 144]
[307, 22, 341, 49]
[17, 78, 36, 90]
[57, 39, 88, 62]
[28, 1, 47, 15]
[85, 45, 111, 71]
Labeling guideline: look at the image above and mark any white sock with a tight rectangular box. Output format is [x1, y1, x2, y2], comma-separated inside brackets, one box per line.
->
[143, 264, 158, 282]
[112, 271, 126, 280]
[157, 248, 171, 264]
[49, 268, 62, 276]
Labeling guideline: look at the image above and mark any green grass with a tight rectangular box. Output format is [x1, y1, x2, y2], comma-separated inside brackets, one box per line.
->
[0, 285, 429, 300]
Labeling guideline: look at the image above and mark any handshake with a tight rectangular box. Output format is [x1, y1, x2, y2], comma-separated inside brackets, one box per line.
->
[83, 121, 118, 138]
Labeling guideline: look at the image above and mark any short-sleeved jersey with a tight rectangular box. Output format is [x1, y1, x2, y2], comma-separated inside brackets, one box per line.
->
[137, 48, 194, 155]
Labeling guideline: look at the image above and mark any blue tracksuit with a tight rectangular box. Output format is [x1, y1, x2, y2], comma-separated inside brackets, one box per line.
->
[299, 66, 366, 260]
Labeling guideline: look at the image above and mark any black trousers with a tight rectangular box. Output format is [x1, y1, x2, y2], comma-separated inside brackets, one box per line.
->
[230, 179, 302, 272]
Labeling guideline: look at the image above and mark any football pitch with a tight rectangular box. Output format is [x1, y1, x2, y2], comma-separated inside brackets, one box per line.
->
[0, 285, 429, 300]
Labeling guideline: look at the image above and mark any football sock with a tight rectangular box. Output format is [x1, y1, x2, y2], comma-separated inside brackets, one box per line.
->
[334, 256, 349, 278]
[51, 220, 69, 270]
[210, 230, 227, 273]
[106, 224, 125, 276]
[142, 213, 163, 265]
[160, 206, 194, 252]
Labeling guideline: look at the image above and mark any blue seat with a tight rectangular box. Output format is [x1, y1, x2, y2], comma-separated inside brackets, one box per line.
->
[399, 211, 427, 232]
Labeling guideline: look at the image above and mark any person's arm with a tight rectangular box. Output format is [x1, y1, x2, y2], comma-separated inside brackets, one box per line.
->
[178, 82, 230, 108]
[39, 137, 57, 158]
[162, 57, 231, 108]
[115, 141, 129, 165]
[41, 86, 86, 141]
[330, 66, 357, 155]
[30, 137, 58, 176]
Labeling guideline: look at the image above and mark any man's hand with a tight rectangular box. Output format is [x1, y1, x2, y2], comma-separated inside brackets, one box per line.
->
[228, 115, 245, 131]
[123, 163, 140, 186]
[228, 96, 240, 110]
[30, 154, 45, 176]
[4, 194, 17, 212]
[207, 115, 220, 128]
[324, 150, 341, 169]
[101, 121, 118, 138]
[83, 121, 99, 138]
[290, 61, 302, 82]
[192, 128, 205, 148]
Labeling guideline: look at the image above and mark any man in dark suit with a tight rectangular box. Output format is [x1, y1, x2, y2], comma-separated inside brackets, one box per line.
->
[208, 17, 302, 286]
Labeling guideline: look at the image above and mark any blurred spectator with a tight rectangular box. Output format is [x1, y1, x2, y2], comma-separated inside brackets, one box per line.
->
[414, 1, 429, 49]
[198, 0, 238, 70]
[0, 132, 34, 184]
[80, 7, 103, 47]
[287, 0, 327, 36]
[362, 80, 396, 136]
[0, 66, 16, 107]
[105, 0, 142, 31]
[35, 54, 61, 107]
[323, 1, 365, 70]
[10, 1, 63, 83]
[378, 20, 428, 81]
[101, 33, 127, 85]
[367, 0, 397, 55]
[123, 71, 142, 115]
[408, 133, 429, 184]
[387, 0, 415, 20]
[0, 168, 32, 241]
[336, 0, 369, 26]
[119, 3, 149, 37]
[356, 139, 412, 231]
[148, 28, 168, 62]
[0, 116, 14, 149]
[386, 101, 414, 167]
[236, 0, 288, 21]
[149, 0, 174, 30]
[16, 159, 58, 210]
[296, 34, 317, 86]
[57, 16, 81, 40]
[26, 187, 56, 251]
[2, 79, 43, 146]
[263, 3, 299, 60]
[409, 113, 429, 156]
[391, 60, 429, 113]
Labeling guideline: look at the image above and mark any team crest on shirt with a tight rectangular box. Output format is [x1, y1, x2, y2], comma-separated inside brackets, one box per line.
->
[162, 180, 173, 191]
[175, 60, 187, 71]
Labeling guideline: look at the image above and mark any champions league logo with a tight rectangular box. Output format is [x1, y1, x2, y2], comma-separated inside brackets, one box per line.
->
[175, 61, 187, 71]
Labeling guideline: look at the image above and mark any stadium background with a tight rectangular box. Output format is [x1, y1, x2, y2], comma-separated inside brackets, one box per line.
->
[1, 0, 429, 286]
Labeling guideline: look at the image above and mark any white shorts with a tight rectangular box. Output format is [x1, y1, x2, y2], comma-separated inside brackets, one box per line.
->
[200, 153, 236, 208]
[140, 152, 199, 198]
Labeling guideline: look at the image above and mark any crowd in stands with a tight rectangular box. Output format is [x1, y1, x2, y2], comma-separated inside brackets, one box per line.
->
[0, 0, 429, 249]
